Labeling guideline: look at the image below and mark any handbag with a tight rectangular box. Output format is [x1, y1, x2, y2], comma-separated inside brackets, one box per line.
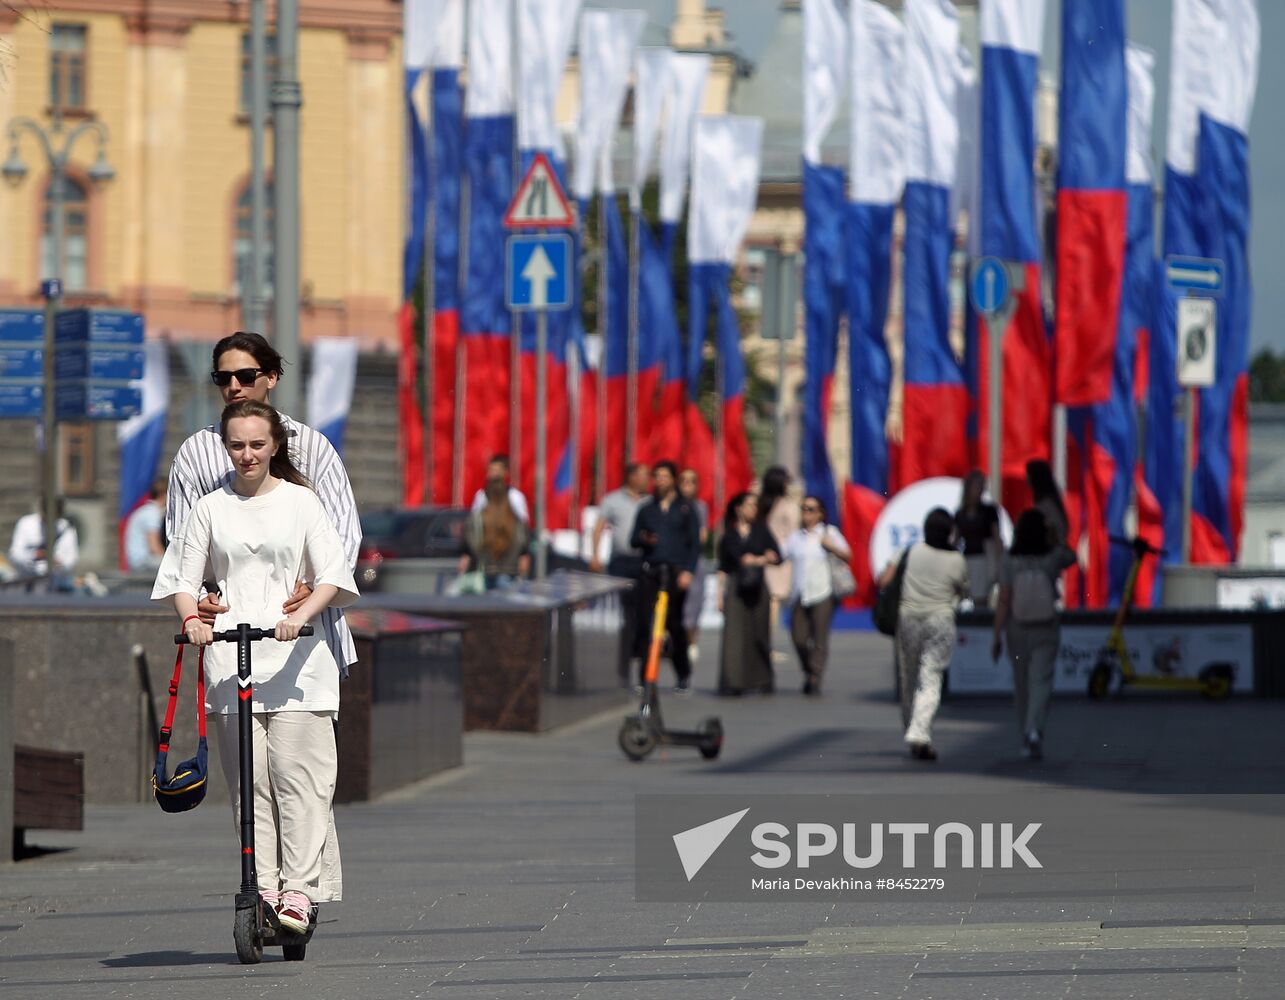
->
[152, 644, 208, 814]
[873, 549, 911, 637]
[736, 563, 765, 600]
[828, 550, 857, 600]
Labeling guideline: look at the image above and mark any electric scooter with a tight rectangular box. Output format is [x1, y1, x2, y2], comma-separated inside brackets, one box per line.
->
[176, 623, 318, 964]
[1086, 537, 1235, 700]
[617, 566, 723, 761]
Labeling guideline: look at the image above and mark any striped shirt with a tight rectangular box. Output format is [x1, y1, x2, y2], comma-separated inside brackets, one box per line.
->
[164, 413, 361, 671]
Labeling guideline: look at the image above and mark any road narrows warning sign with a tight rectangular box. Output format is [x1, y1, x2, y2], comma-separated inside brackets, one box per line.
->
[503, 152, 576, 229]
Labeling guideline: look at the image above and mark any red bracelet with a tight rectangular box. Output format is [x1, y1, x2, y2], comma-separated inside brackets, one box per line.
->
[182, 614, 202, 627]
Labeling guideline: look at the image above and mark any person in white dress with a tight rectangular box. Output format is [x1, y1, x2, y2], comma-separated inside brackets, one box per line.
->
[152, 399, 358, 935]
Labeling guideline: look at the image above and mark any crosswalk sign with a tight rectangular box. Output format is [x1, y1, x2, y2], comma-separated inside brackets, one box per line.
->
[504, 152, 575, 230]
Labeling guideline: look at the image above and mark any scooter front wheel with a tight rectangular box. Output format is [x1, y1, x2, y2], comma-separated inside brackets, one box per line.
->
[233, 906, 263, 964]
[618, 715, 658, 761]
[697, 718, 724, 759]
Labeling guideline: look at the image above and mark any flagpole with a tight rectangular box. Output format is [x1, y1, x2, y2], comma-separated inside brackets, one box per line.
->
[509, 0, 522, 487]
[626, 205, 640, 465]
[596, 188, 608, 503]
[452, 164, 470, 508]
[422, 72, 436, 505]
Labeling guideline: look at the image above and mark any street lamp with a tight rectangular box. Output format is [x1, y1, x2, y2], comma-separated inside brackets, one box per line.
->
[2, 112, 115, 583]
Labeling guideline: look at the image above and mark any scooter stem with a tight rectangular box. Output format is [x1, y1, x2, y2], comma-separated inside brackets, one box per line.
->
[236, 623, 258, 897]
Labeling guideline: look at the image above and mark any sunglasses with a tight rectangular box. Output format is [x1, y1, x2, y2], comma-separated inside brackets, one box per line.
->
[211, 368, 268, 387]
[801, 504, 821, 513]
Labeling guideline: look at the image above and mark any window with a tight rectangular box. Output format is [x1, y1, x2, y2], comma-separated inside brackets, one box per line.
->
[41, 175, 89, 292]
[49, 25, 87, 110]
[234, 181, 275, 296]
[239, 32, 278, 115]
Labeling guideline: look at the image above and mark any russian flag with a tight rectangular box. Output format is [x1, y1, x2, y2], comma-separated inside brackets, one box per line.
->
[653, 53, 710, 483]
[460, 0, 514, 504]
[117, 340, 169, 569]
[688, 115, 763, 511]
[1055, 0, 1126, 607]
[899, 0, 970, 488]
[428, 1, 464, 506]
[602, 196, 630, 490]
[1081, 43, 1156, 607]
[800, 0, 847, 525]
[978, 0, 1049, 514]
[641, 220, 685, 465]
[843, 0, 903, 604]
[306, 338, 359, 456]
[1152, 0, 1259, 570]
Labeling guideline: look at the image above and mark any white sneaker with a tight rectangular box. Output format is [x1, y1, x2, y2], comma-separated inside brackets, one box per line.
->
[687, 643, 699, 664]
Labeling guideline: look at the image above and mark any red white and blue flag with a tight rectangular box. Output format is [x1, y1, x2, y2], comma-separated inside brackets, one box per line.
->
[688, 115, 763, 514]
[117, 340, 169, 568]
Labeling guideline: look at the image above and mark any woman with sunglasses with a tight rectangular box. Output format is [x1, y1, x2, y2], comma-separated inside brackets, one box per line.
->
[153, 399, 358, 934]
[160, 331, 361, 903]
[781, 496, 851, 696]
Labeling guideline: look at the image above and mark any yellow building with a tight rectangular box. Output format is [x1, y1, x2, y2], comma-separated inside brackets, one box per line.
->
[0, 1, 405, 347]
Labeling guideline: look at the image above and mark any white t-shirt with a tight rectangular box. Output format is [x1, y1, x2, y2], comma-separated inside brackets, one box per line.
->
[152, 481, 359, 716]
[471, 486, 530, 524]
[8, 513, 78, 575]
[899, 542, 969, 617]
[784, 524, 852, 606]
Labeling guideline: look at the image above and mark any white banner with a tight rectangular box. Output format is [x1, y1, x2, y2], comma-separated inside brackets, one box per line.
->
[659, 52, 710, 224]
[630, 47, 671, 211]
[517, 0, 581, 155]
[688, 115, 764, 265]
[307, 338, 359, 446]
[803, 0, 847, 166]
[950, 620, 1253, 695]
[1125, 44, 1156, 186]
[573, 8, 646, 200]
[466, 0, 513, 117]
[904, 0, 964, 187]
[849, 0, 905, 206]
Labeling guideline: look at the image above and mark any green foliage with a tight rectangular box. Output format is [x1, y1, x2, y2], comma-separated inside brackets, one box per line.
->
[1249, 349, 1285, 403]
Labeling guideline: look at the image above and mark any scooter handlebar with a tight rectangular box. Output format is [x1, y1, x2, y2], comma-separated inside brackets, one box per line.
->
[174, 624, 315, 645]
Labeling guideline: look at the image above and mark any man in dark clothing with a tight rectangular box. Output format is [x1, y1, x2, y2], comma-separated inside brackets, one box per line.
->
[630, 461, 702, 691]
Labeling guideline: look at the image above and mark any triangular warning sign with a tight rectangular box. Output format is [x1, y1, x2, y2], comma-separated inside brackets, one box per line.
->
[504, 152, 576, 229]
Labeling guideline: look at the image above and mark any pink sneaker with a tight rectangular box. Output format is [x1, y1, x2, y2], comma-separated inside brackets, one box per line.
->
[260, 888, 281, 911]
[277, 890, 313, 934]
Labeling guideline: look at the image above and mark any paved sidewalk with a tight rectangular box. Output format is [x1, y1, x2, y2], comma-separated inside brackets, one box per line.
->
[3, 629, 1285, 998]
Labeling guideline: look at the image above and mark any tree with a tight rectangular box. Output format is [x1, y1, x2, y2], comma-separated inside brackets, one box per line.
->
[1249, 349, 1285, 403]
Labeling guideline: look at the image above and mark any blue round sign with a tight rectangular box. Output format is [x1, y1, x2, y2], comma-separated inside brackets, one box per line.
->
[969, 257, 1009, 315]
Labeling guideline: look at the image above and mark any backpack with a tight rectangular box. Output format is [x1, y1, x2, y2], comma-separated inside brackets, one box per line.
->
[873, 549, 910, 636]
[1010, 559, 1057, 624]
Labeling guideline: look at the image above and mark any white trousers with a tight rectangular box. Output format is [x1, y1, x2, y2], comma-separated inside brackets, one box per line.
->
[896, 610, 958, 746]
[212, 711, 343, 901]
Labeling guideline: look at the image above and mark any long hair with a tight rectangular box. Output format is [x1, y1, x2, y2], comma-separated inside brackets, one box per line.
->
[220, 400, 310, 488]
[758, 465, 790, 522]
[723, 491, 751, 531]
[1010, 508, 1051, 556]
[1026, 459, 1067, 522]
[959, 470, 986, 512]
[481, 477, 515, 559]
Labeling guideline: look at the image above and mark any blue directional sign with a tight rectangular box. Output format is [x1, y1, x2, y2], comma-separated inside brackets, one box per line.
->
[0, 381, 43, 419]
[1165, 255, 1225, 296]
[55, 309, 145, 345]
[0, 309, 44, 342]
[55, 346, 145, 381]
[506, 234, 572, 312]
[969, 257, 1010, 315]
[55, 381, 142, 421]
[0, 347, 44, 379]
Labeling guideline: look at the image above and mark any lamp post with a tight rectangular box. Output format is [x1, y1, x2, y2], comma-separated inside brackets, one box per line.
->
[3, 112, 115, 579]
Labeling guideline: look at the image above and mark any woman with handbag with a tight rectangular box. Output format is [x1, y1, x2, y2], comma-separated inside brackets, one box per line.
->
[716, 492, 780, 696]
[782, 495, 852, 696]
[878, 507, 968, 761]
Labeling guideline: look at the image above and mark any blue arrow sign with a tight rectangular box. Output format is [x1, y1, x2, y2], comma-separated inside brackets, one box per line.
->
[1165, 255, 1224, 295]
[969, 257, 1010, 315]
[506, 235, 572, 312]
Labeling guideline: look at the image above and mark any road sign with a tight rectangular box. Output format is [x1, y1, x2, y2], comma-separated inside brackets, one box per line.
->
[0, 347, 44, 379]
[54, 380, 142, 421]
[55, 345, 145, 381]
[1176, 297, 1216, 388]
[0, 381, 43, 419]
[0, 309, 44, 342]
[55, 309, 145, 345]
[1166, 255, 1225, 296]
[503, 152, 575, 229]
[969, 257, 1010, 316]
[506, 234, 572, 311]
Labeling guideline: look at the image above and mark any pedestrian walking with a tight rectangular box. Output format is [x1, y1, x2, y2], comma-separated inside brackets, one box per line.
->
[462, 475, 531, 590]
[1026, 459, 1069, 548]
[717, 491, 781, 696]
[954, 469, 1001, 604]
[782, 495, 851, 696]
[161, 331, 359, 904]
[880, 507, 968, 761]
[590, 463, 651, 679]
[758, 467, 800, 652]
[678, 468, 710, 665]
[990, 508, 1076, 760]
[152, 399, 358, 934]
[630, 461, 702, 691]
[469, 454, 530, 524]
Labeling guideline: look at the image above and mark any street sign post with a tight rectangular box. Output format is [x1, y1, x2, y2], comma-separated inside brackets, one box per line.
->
[504, 159, 575, 578]
[1166, 255, 1225, 296]
[968, 257, 1023, 504]
[0, 309, 46, 419]
[1175, 294, 1218, 564]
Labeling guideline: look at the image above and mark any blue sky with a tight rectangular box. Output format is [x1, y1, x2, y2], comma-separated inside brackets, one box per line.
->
[592, 0, 1282, 353]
